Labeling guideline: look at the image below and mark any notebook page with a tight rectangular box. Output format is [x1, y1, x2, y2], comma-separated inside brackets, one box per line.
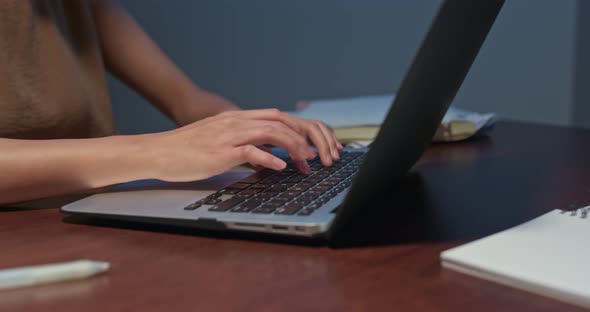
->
[441, 209, 590, 307]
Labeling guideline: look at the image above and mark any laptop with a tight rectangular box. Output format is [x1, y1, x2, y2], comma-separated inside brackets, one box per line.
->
[62, 0, 505, 243]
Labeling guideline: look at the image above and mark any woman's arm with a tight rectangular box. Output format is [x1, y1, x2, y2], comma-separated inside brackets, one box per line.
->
[90, 0, 237, 126]
[0, 135, 149, 205]
[0, 109, 343, 206]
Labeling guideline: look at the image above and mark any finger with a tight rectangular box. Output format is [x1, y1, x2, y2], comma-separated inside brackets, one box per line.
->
[303, 121, 333, 166]
[226, 109, 307, 134]
[231, 145, 286, 171]
[211, 109, 281, 123]
[331, 126, 344, 151]
[220, 110, 332, 165]
[293, 160, 311, 175]
[249, 145, 274, 170]
[246, 111, 335, 165]
[231, 120, 315, 161]
[251, 146, 310, 174]
[314, 121, 340, 160]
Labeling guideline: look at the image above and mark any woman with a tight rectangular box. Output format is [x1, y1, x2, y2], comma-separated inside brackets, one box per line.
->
[0, 0, 341, 205]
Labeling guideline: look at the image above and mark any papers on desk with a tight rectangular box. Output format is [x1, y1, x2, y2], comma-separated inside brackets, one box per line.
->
[441, 208, 590, 309]
[293, 94, 496, 145]
[296, 94, 391, 128]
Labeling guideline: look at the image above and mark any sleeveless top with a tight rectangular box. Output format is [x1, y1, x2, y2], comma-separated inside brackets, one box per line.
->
[0, 0, 115, 139]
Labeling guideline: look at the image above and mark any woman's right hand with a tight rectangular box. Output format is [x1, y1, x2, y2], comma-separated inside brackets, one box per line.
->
[141, 109, 342, 182]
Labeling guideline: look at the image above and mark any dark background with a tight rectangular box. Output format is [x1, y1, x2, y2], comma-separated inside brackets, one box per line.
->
[109, 0, 583, 134]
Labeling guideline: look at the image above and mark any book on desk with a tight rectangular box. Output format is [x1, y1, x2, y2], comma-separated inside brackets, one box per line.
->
[293, 94, 496, 144]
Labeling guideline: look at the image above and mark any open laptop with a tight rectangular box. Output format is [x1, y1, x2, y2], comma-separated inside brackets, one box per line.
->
[62, 0, 505, 243]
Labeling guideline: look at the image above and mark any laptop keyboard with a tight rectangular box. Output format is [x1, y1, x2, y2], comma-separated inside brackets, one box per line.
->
[183, 151, 365, 216]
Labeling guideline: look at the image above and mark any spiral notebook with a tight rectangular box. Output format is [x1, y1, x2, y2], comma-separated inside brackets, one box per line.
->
[441, 208, 590, 309]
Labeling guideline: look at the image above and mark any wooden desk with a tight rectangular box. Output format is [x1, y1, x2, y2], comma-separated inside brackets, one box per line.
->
[1, 121, 590, 312]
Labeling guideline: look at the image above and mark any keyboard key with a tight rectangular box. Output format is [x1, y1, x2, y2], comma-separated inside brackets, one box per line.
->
[314, 172, 330, 179]
[221, 151, 364, 215]
[300, 193, 320, 202]
[275, 202, 305, 215]
[268, 198, 290, 206]
[321, 181, 338, 188]
[298, 208, 314, 216]
[220, 188, 241, 195]
[289, 185, 307, 193]
[318, 196, 330, 204]
[284, 189, 304, 197]
[283, 176, 305, 183]
[203, 198, 223, 205]
[308, 202, 323, 210]
[239, 170, 275, 183]
[209, 196, 245, 212]
[231, 200, 262, 212]
[262, 190, 281, 197]
[267, 185, 288, 193]
[304, 177, 323, 184]
[324, 178, 341, 185]
[226, 182, 250, 190]
[332, 173, 348, 179]
[263, 201, 285, 208]
[252, 204, 278, 214]
[314, 185, 332, 192]
[309, 163, 323, 171]
[252, 193, 274, 202]
[326, 191, 338, 198]
[276, 172, 295, 179]
[207, 193, 222, 199]
[238, 188, 262, 197]
[307, 189, 324, 196]
[298, 182, 315, 189]
[295, 196, 314, 205]
[184, 201, 202, 210]
[250, 183, 270, 189]
[263, 176, 284, 184]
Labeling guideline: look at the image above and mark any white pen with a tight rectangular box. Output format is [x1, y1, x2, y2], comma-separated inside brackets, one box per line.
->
[0, 260, 110, 290]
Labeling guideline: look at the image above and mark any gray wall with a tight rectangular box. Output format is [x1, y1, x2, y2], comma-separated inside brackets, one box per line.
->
[574, 0, 590, 128]
[110, 0, 579, 134]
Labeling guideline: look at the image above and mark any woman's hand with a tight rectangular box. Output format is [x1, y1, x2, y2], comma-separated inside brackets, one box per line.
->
[143, 109, 343, 182]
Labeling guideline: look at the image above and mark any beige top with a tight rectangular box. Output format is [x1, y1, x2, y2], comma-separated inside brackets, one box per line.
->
[0, 0, 115, 139]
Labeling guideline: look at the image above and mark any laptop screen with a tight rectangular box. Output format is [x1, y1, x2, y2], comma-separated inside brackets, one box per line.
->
[329, 0, 505, 242]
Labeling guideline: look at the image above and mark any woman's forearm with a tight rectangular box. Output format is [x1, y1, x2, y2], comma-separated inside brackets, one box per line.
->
[0, 108, 344, 205]
[0, 135, 151, 205]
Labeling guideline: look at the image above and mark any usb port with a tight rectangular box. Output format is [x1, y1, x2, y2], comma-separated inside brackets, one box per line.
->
[272, 225, 289, 231]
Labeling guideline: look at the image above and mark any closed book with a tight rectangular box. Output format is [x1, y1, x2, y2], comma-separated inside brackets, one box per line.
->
[333, 126, 380, 144]
[295, 94, 495, 143]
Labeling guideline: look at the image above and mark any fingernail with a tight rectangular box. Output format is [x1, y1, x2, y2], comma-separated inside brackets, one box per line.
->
[307, 147, 316, 158]
[272, 158, 287, 170]
[332, 148, 339, 160]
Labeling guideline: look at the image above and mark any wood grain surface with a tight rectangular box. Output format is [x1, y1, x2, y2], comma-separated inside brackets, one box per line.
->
[1, 121, 589, 312]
